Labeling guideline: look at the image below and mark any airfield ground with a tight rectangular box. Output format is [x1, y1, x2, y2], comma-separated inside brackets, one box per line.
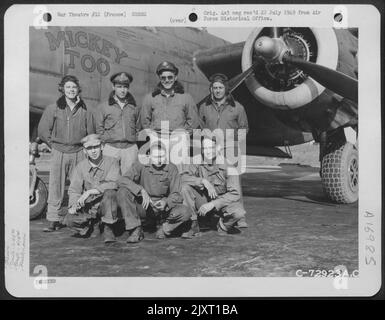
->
[30, 143, 358, 277]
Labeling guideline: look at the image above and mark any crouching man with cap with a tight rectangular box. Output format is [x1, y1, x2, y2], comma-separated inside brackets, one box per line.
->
[64, 134, 121, 242]
[116, 141, 192, 242]
[180, 135, 246, 237]
[94, 71, 141, 175]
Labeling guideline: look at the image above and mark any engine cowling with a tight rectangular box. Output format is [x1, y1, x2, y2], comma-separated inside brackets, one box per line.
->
[241, 28, 339, 110]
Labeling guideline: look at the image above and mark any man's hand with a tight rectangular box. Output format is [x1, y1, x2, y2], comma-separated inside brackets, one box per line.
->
[202, 179, 217, 200]
[153, 199, 167, 212]
[77, 190, 90, 207]
[141, 188, 151, 210]
[76, 189, 100, 208]
[68, 205, 78, 215]
[198, 201, 215, 216]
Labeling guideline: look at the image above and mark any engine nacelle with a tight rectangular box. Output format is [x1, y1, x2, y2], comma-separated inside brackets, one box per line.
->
[241, 28, 339, 110]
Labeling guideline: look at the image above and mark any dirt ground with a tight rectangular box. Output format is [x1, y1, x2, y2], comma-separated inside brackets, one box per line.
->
[30, 154, 358, 277]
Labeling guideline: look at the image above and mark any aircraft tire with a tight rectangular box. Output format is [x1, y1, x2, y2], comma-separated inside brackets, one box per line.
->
[321, 142, 358, 204]
[30, 177, 48, 220]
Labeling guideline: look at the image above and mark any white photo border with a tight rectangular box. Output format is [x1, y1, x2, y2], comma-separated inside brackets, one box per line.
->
[3, 4, 382, 297]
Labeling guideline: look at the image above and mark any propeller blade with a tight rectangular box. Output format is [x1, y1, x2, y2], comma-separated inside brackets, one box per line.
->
[282, 54, 358, 103]
[266, 27, 283, 39]
[228, 60, 261, 93]
[197, 60, 260, 107]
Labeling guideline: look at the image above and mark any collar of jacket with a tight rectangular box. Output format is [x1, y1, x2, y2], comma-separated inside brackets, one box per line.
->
[56, 95, 86, 110]
[86, 157, 105, 173]
[152, 81, 185, 97]
[205, 94, 236, 108]
[108, 91, 136, 107]
[145, 162, 170, 174]
[203, 161, 226, 173]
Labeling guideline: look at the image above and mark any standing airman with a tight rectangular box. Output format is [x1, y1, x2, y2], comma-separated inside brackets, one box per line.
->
[141, 61, 200, 134]
[95, 72, 141, 175]
[140, 61, 200, 170]
[38, 75, 96, 232]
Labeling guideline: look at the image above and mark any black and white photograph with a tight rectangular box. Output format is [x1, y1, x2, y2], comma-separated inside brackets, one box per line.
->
[3, 4, 381, 297]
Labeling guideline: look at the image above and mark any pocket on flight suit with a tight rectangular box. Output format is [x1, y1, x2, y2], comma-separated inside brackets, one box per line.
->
[158, 177, 170, 194]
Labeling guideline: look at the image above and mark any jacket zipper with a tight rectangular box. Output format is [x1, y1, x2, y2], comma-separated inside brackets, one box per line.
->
[121, 108, 126, 139]
[66, 108, 70, 142]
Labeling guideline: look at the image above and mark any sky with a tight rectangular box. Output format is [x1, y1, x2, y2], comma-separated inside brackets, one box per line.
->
[206, 27, 254, 43]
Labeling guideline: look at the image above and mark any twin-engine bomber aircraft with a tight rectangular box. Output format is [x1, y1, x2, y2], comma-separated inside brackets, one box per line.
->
[29, 27, 358, 218]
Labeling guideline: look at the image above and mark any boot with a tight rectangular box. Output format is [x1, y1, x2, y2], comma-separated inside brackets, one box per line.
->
[181, 220, 200, 239]
[155, 225, 166, 239]
[43, 221, 64, 232]
[126, 226, 144, 243]
[217, 218, 229, 236]
[75, 221, 94, 238]
[237, 217, 248, 228]
[103, 224, 116, 243]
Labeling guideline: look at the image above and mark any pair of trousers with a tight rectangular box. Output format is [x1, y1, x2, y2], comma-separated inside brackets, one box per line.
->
[47, 148, 84, 222]
[180, 184, 245, 230]
[117, 187, 191, 235]
[63, 189, 118, 232]
[103, 143, 138, 175]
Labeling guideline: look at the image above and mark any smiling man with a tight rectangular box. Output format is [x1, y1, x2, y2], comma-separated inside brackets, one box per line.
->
[64, 134, 121, 242]
[140, 62, 200, 170]
[116, 141, 192, 242]
[38, 75, 96, 232]
[141, 61, 199, 134]
[95, 71, 141, 175]
[180, 135, 246, 237]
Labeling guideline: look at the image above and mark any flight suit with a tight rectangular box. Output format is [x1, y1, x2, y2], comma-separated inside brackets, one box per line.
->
[180, 163, 245, 231]
[199, 95, 248, 131]
[64, 156, 121, 234]
[95, 91, 141, 175]
[141, 82, 200, 134]
[38, 95, 96, 222]
[117, 161, 191, 236]
[141, 82, 200, 171]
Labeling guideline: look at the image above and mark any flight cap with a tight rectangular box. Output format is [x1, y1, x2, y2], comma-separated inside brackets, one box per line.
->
[156, 61, 179, 75]
[110, 72, 133, 84]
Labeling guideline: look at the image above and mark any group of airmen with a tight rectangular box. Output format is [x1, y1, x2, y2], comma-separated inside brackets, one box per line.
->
[37, 61, 250, 243]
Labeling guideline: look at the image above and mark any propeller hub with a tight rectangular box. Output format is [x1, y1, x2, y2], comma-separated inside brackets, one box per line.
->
[254, 36, 289, 63]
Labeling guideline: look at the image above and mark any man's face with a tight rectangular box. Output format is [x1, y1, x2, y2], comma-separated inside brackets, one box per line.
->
[211, 82, 226, 100]
[113, 83, 129, 99]
[63, 81, 79, 100]
[202, 138, 218, 162]
[84, 144, 103, 161]
[150, 147, 167, 168]
[159, 71, 177, 90]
